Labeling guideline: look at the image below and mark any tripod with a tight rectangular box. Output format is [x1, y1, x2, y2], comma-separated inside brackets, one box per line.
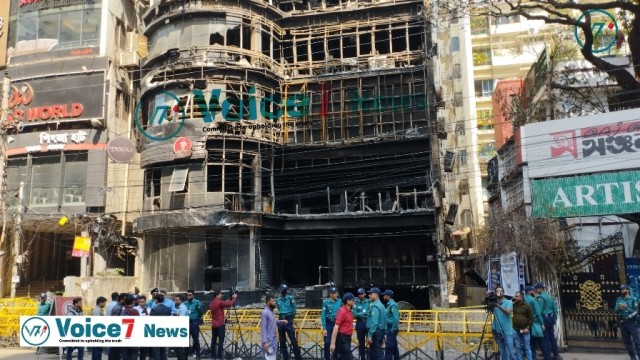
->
[474, 305, 512, 360]
[227, 304, 251, 359]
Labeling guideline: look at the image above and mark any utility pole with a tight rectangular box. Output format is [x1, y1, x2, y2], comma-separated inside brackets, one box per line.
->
[0, 74, 10, 298]
[10, 181, 23, 298]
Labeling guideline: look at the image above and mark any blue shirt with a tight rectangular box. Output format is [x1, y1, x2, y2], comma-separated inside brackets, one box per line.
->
[366, 299, 386, 337]
[353, 298, 370, 320]
[321, 297, 342, 330]
[615, 294, 639, 319]
[525, 294, 543, 325]
[385, 299, 400, 331]
[492, 298, 513, 335]
[276, 294, 297, 317]
[175, 303, 189, 317]
[538, 291, 557, 316]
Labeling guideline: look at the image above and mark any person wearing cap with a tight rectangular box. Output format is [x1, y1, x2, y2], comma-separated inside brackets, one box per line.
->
[353, 288, 370, 360]
[366, 287, 386, 360]
[209, 288, 238, 360]
[321, 286, 342, 360]
[525, 286, 550, 360]
[535, 283, 561, 360]
[330, 292, 356, 359]
[382, 289, 400, 360]
[616, 284, 640, 360]
[276, 284, 303, 360]
[37, 293, 52, 316]
[185, 289, 203, 360]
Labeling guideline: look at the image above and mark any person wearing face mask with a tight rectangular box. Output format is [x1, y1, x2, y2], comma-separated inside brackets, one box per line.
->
[275, 284, 302, 360]
[616, 284, 640, 360]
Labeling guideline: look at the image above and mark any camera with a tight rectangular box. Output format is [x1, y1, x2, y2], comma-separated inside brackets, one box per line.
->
[228, 287, 238, 296]
[484, 291, 498, 312]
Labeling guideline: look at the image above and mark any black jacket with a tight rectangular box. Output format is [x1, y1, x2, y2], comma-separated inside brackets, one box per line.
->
[150, 303, 171, 316]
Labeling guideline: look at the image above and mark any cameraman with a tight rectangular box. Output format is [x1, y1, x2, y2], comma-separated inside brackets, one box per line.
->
[489, 287, 514, 360]
[209, 288, 237, 360]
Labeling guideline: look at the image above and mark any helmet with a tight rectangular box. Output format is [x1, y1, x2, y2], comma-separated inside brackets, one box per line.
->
[280, 284, 288, 291]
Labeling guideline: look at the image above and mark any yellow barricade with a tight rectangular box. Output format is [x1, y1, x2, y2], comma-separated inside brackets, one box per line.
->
[1, 299, 496, 358]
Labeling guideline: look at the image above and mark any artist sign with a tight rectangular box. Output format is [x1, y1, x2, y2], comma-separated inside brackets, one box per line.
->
[531, 170, 640, 218]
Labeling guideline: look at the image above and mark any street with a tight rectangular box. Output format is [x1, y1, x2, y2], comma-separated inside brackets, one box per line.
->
[0, 347, 634, 360]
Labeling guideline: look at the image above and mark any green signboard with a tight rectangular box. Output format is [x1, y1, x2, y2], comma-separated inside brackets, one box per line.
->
[532, 171, 640, 218]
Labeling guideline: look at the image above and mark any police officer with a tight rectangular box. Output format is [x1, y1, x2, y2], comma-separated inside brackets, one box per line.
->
[383, 289, 400, 360]
[616, 284, 640, 360]
[185, 289, 203, 360]
[276, 284, 303, 360]
[321, 287, 341, 360]
[353, 288, 370, 360]
[535, 282, 561, 360]
[366, 288, 386, 360]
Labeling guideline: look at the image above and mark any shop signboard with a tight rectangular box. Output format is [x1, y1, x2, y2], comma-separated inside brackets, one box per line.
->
[5, 73, 105, 128]
[523, 108, 640, 178]
[531, 170, 640, 218]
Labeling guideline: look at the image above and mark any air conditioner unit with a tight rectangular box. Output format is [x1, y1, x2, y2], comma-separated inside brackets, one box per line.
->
[443, 150, 456, 172]
[120, 51, 140, 68]
[445, 203, 458, 225]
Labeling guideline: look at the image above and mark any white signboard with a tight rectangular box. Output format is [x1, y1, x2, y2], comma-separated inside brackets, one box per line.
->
[20, 316, 189, 347]
[523, 108, 640, 178]
[500, 252, 519, 297]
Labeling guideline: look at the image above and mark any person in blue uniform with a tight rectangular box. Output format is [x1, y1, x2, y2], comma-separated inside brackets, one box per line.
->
[275, 284, 303, 360]
[353, 288, 370, 360]
[321, 287, 341, 360]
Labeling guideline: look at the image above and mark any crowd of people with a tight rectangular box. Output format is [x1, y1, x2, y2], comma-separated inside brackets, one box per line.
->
[260, 285, 401, 360]
[37, 284, 402, 360]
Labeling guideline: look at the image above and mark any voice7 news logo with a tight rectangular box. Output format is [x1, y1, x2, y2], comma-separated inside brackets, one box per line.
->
[574, 9, 619, 53]
[21, 317, 50, 346]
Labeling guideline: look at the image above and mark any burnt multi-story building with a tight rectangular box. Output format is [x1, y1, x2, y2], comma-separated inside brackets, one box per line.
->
[134, 0, 442, 308]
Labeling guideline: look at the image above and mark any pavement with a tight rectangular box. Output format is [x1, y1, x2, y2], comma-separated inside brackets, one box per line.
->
[0, 348, 634, 360]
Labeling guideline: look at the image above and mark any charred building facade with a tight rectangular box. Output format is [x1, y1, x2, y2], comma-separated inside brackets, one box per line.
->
[134, 0, 441, 308]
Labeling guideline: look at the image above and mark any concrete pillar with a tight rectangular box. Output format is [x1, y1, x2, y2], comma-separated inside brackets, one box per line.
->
[249, 227, 258, 290]
[332, 234, 342, 289]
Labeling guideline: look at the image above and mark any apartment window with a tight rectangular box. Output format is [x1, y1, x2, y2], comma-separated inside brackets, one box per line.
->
[169, 167, 189, 192]
[474, 80, 494, 98]
[63, 153, 88, 205]
[207, 165, 223, 192]
[450, 37, 460, 52]
[459, 150, 467, 166]
[30, 155, 62, 206]
[493, 15, 521, 25]
[472, 48, 491, 66]
[145, 168, 162, 197]
[456, 120, 465, 135]
[6, 158, 28, 208]
[477, 109, 494, 129]
[471, 16, 489, 35]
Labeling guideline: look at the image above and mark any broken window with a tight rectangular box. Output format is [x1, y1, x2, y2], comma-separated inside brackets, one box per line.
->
[408, 25, 423, 51]
[145, 168, 162, 198]
[207, 165, 222, 192]
[391, 26, 406, 53]
[169, 167, 189, 192]
[343, 34, 356, 58]
[210, 33, 224, 46]
[375, 25, 390, 54]
[242, 19, 251, 50]
[261, 28, 271, 57]
[311, 38, 324, 61]
[225, 165, 240, 193]
[296, 38, 308, 62]
[327, 36, 340, 59]
[227, 25, 240, 47]
[359, 29, 372, 55]
[283, 34, 294, 63]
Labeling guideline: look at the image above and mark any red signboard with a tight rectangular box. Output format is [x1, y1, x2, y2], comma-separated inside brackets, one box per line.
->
[54, 296, 76, 315]
[173, 137, 192, 157]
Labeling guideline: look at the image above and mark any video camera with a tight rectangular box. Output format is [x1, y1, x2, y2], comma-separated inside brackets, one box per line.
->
[484, 291, 498, 312]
